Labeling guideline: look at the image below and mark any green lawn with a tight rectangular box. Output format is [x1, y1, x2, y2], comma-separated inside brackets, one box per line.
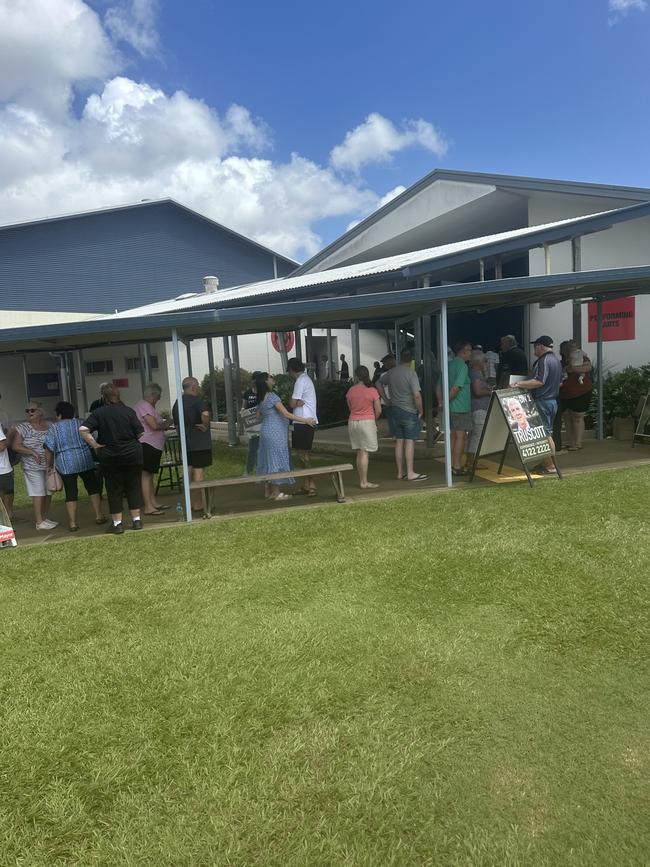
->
[2, 467, 649, 866]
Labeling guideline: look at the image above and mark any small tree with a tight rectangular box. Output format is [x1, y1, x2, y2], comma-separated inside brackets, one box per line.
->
[200, 367, 251, 417]
[599, 364, 650, 421]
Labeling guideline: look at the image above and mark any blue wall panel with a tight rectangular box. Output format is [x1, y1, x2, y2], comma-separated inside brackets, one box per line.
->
[0, 202, 296, 314]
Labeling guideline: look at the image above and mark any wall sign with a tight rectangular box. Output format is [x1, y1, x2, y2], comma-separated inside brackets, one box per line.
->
[587, 296, 635, 342]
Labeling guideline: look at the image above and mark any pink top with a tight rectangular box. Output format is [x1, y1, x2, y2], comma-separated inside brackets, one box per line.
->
[346, 384, 380, 421]
[134, 399, 165, 450]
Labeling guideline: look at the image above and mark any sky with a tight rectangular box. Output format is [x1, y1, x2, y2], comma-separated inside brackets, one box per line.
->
[0, 0, 649, 262]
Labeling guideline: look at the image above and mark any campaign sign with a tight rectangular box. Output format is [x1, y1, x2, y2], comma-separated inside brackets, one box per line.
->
[498, 389, 552, 465]
[634, 392, 650, 442]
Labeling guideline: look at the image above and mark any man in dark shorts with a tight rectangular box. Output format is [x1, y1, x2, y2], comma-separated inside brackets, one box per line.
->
[288, 358, 318, 495]
[172, 376, 212, 511]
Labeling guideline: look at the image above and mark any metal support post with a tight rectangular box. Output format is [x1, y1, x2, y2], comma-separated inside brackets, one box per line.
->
[596, 299, 604, 441]
[295, 328, 303, 361]
[138, 344, 148, 394]
[394, 322, 401, 360]
[206, 337, 218, 421]
[543, 243, 551, 275]
[572, 237, 582, 345]
[326, 328, 334, 379]
[222, 336, 238, 446]
[439, 302, 453, 488]
[422, 314, 435, 448]
[77, 349, 89, 416]
[279, 341, 289, 374]
[415, 317, 423, 371]
[479, 259, 485, 281]
[494, 255, 503, 280]
[171, 328, 193, 523]
[231, 334, 243, 435]
[186, 340, 193, 377]
[351, 322, 361, 374]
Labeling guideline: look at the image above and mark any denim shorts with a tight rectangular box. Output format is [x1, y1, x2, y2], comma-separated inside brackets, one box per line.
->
[390, 406, 421, 440]
[534, 398, 558, 437]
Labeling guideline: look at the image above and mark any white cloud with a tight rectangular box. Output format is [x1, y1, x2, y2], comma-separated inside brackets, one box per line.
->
[0, 0, 116, 116]
[105, 0, 159, 57]
[330, 112, 448, 173]
[609, 0, 646, 10]
[0, 1, 450, 261]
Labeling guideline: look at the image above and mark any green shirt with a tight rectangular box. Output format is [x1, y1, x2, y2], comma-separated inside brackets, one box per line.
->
[448, 357, 471, 413]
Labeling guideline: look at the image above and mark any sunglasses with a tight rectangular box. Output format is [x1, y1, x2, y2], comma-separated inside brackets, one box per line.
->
[25, 408, 39, 413]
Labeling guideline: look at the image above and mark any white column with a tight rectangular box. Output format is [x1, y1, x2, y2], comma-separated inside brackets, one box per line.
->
[171, 328, 193, 522]
[439, 302, 453, 488]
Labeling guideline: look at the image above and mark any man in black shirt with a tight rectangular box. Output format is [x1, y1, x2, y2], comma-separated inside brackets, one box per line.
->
[339, 354, 349, 381]
[497, 335, 529, 387]
[172, 376, 212, 511]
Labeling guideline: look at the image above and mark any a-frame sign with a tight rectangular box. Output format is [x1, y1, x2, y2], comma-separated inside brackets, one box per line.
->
[633, 392, 650, 446]
[469, 388, 562, 487]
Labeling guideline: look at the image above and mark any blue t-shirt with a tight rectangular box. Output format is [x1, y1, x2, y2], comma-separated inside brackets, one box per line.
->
[532, 351, 562, 400]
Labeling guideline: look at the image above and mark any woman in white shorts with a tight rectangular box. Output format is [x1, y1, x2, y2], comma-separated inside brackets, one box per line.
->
[13, 402, 58, 530]
[346, 366, 382, 489]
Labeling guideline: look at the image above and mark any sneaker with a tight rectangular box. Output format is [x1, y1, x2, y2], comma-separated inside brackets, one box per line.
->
[132, 518, 143, 530]
[35, 520, 56, 531]
[106, 522, 125, 535]
[41, 518, 58, 529]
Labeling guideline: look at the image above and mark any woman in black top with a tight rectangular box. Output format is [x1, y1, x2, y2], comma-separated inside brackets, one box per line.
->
[80, 384, 144, 535]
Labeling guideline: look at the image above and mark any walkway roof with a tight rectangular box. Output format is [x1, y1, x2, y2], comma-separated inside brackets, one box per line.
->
[2, 265, 650, 354]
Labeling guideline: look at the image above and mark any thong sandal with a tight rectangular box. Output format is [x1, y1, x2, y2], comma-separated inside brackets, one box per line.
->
[408, 473, 428, 482]
[144, 509, 165, 516]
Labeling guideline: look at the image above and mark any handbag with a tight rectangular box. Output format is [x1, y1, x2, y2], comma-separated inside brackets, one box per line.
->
[239, 406, 260, 432]
[46, 467, 63, 494]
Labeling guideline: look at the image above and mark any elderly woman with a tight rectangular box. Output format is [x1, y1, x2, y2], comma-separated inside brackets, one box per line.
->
[134, 383, 170, 515]
[80, 384, 144, 535]
[255, 372, 316, 502]
[558, 340, 593, 451]
[465, 350, 492, 469]
[13, 402, 57, 530]
[44, 401, 106, 532]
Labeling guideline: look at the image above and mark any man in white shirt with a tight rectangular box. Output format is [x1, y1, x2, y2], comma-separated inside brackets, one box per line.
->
[288, 358, 319, 495]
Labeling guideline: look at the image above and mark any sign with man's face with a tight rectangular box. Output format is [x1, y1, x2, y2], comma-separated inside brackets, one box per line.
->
[497, 389, 552, 464]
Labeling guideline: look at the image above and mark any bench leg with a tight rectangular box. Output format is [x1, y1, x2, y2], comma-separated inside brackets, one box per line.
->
[331, 472, 346, 503]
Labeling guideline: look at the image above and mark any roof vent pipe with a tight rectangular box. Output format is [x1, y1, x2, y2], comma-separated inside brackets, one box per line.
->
[203, 275, 219, 294]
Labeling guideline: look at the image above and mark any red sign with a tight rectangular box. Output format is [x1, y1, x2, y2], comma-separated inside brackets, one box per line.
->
[112, 378, 129, 388]
[270, 331, 295, 354]
[588, 296, 635, 342]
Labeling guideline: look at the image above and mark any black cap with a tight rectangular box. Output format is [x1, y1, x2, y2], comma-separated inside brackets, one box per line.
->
[531, 335, 553, 348]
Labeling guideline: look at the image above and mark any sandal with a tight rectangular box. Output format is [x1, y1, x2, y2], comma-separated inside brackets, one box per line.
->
[144, 509, 165, 516]
[95, 517, 108, 525]
[272, 492, 292, 501]
[69, 525, 79, 533]
[408, 473, 429, 482]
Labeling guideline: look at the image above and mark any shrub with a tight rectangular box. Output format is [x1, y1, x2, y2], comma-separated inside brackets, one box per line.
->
[598, 364, 650, 421]
[200, 367, 252, 417]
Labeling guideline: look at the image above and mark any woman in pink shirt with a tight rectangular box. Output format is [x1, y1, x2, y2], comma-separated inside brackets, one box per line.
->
[346, 366, 382, 489]
[134, 383, 170, 515]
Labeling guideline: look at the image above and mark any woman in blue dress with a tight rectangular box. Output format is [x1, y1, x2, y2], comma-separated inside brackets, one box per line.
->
[255, 373, 316, 501]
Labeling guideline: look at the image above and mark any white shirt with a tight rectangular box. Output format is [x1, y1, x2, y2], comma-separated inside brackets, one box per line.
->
[0, 429, 11, 475]
[291, 372, 318, 424]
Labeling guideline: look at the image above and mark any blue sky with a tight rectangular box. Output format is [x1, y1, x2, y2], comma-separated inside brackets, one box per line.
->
[1, 0, 649, 260]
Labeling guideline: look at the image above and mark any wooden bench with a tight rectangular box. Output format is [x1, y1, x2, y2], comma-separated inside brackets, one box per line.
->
[190, 464, 354, 516]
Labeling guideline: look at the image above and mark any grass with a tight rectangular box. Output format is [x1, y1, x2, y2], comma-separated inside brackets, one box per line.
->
[1, 466, 650, 865]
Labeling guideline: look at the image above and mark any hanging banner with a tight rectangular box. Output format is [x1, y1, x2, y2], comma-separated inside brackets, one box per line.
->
[587, 296, 635, 342]
[270, 331, 295, 354]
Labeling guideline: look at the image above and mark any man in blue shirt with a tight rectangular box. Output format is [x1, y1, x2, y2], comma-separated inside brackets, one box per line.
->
[515, 335, 562, 473]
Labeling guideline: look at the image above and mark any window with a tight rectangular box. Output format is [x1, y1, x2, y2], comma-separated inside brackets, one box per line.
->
[126, 355, 159, 371]
[85, 359, 114, 375]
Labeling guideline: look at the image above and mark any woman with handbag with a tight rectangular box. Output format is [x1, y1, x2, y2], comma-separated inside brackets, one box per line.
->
[44, 401, 106, 532]
[13, 402, 56, 530]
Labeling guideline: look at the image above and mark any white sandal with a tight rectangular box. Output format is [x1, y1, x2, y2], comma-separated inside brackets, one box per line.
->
[272, 492, 291, 501]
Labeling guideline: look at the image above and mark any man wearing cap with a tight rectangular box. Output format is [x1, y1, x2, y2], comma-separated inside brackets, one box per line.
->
[515, 335, 562, 473]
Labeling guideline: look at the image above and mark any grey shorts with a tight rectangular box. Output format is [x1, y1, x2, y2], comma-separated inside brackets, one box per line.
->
[450, 412, 473, 432]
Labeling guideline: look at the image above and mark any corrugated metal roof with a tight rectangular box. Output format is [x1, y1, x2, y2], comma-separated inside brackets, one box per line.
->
[110, 202, 650, 319]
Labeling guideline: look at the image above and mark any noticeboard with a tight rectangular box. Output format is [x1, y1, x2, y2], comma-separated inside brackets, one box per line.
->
[470, 388, 558, 486]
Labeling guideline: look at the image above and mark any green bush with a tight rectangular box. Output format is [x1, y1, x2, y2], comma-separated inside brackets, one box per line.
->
[599, 364, 650, 421]
[200, 367, 252, 417]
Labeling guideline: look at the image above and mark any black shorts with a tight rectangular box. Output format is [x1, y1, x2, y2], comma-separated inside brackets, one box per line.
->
[0, 470, 14, 495]
[188, 449, 213, 469]
[292, 424, 315, 451]
[561, 391, 592, 414]
[141, 442, 163, 474]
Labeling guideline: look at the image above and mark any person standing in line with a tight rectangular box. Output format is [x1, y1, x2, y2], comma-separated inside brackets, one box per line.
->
[89, 383, 109, 413]
[382, 348, 427, 482]
[485, 346, 500, 387]
[497, 335, 529, 387]
[80, 384, 144, 533]
[288, 358, 319, 496]
[515, 335, 562, 474]
[0, 392, 10, 433]
[447, 341, 473, 476]
[44, 401, 106, 532]
[0, 421, 15, 522]
[371, 361, 382, 385]
[558, 340, 593, 451]
[375, 354, 396, 426]
[339, 354, 350, 381]
[241, 372, 261, 476]
[134, 383, 170, 515]
[255, 372, 316, 502]
[13, 402, 56, 530]
[172, 376, 212, 512]
[346, 366, 381, 489]
[465, 350, 493, 470]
